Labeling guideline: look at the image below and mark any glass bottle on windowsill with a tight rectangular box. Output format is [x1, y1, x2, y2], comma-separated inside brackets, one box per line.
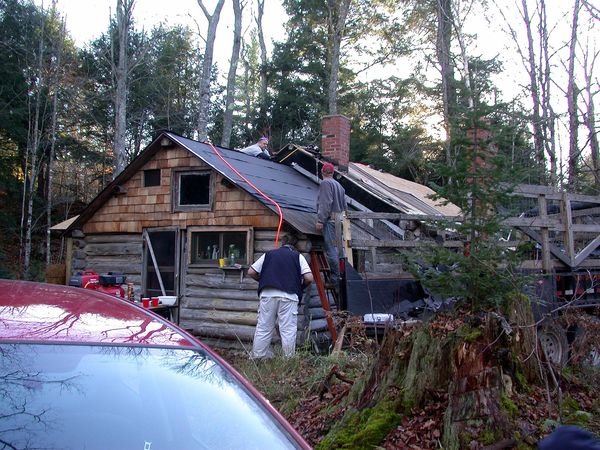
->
[228, 244, 236, 266]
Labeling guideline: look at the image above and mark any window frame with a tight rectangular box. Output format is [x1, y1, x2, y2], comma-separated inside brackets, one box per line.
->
[172, 169, 214, 212]
[187, 226, 253, 267]
[143, 169, 161, 187]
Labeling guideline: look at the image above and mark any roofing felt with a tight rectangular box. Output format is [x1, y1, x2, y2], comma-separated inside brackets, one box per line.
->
[166, 134, 319, 234]
[349, 163, 462, 217]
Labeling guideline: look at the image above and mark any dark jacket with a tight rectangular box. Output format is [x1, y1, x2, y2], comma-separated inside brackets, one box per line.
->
[258, 245, 303, 300]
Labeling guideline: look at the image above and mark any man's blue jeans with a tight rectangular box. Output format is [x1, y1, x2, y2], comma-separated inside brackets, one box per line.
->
[323, 220, 340, 284]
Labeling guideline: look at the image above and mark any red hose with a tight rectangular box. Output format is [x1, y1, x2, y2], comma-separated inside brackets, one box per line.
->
[205, 142, 284, 247]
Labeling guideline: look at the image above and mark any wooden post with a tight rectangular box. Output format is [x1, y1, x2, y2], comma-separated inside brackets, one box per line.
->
[65, 237, 73, 283]
[538, 195, 552, 273]
[561, 191, 575, 266]
[343, 212, 353, 266]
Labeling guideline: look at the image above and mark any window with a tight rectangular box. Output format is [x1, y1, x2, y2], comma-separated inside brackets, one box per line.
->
[174, 171, 212, 211]
[144, 169, 161, 187]
[189, 228, 252, 266]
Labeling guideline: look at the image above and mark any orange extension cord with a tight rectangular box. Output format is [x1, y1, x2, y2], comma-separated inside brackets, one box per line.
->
[206, 142, 284, 247]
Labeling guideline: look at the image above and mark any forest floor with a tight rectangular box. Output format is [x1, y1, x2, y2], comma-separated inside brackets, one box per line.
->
[218, 311, 600, 449]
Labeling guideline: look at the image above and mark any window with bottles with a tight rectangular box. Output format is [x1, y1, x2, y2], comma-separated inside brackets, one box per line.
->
[189, 227, 252, 266]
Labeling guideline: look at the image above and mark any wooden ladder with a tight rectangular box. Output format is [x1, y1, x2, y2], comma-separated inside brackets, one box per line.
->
[310, 250, 338, 342]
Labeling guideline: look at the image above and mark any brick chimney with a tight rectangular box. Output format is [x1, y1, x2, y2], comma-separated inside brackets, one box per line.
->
[321, 115, 350, 172]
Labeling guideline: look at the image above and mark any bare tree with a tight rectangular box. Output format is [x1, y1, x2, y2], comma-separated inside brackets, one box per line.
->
[112, 0, 135, 177]
[436, 0, 456, 166]
[196, 0, 226, 142]
[579, 14, 599, 189]
[22, 6, 48, 276]
[497, 0, 558, 184]
[326, 0, 351, 115]
[255, 0, 268, 122]
[45, 17, 66, 266]
[566, 0, 582, 188]
[221, 0, 245, 147]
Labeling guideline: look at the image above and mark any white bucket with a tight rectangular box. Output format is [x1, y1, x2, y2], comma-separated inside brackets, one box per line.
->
[158, 296, 177, 306]
[363, 313, 393, 323]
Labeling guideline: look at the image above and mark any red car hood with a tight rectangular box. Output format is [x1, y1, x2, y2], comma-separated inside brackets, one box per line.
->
[0, 280, 195, 347]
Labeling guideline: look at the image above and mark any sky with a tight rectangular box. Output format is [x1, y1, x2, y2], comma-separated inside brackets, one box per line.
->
[52, 0, 287, 75]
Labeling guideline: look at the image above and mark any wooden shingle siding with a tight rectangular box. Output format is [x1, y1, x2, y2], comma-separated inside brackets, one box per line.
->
[83, 146, 279, 235]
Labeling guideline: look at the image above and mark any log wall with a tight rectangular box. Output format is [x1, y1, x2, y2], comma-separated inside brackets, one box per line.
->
[179, 229, 333, 349]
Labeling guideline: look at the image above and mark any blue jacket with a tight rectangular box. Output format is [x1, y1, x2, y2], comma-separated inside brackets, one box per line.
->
[258, 245, 303, 301]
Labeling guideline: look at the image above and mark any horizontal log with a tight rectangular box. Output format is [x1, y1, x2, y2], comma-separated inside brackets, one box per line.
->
[179, 308, 257, 326]
[184, 286, 258, 301]
[85, 243, 142, 256]
[185, 272, 256, 290]
[182, 296, 259, 312]
[305, 307, 326, 320]
[308, 318, 330, 332]
[179, 320, 256, 342]
[82, 263, 142, 274]
[83, 255, 142, 264]
[85, 234, 143, 244]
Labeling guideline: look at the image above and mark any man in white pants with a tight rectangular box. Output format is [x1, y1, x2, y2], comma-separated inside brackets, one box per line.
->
[248, 234, 313, 358]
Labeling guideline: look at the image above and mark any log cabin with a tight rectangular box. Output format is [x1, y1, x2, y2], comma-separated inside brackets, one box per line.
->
[59, 115, 460, 349]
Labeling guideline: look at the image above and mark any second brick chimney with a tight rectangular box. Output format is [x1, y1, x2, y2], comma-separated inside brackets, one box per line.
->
[321, 115, 350, 172]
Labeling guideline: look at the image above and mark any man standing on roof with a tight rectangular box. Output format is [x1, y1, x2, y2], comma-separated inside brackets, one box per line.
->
[240, 136, 271, 160]
[248, 234, 313, 359]
[316, 162, 347, 288]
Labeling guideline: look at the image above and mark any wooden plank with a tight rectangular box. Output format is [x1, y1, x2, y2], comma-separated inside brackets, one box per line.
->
[517, 227, 573, 267]
[571, 224, 600, 233]
[573, 234, 600, 267]
[570, 206, 600, 218]
[347, 211, 460, 221]
[506, 184, 600, 203]
[562, 192, 575, 265]
[538, 195, 552, 273]
[343, 214, 353, 266]
[350, 239, 464, 248]
[501, 217, 564, 229]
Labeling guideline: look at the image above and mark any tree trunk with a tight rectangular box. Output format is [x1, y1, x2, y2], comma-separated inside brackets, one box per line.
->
[520, 0, 546, 174]
[112, 0, 135, 177]
[326, 0, 351, 115]
[316, 313, 534, 449]
[46, 18, 66, 266]
[23, 9, 47, 276]
[436, 0, 455, 166]
[255, 0, 268, 124]
[582, 46, 600, 189]
[566, 0, 581, 189]
[221, 0, 244, 148]
[196, 0, 225, 143]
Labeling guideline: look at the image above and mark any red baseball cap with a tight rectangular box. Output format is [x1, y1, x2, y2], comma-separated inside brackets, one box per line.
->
[322, 162, 335, 173]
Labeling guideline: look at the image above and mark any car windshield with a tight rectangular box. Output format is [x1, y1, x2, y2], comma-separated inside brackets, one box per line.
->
[0, 343, 299, 450]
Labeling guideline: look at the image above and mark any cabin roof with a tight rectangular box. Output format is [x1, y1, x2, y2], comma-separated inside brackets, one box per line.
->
[64, 132, 460, 235]
[167, 133, 318, 234]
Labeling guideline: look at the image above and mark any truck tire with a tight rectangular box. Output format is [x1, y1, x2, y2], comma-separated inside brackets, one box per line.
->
[538, 320, 569, 366]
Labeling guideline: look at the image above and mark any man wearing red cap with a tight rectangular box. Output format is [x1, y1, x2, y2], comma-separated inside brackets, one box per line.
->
[316, 162, 347, 287]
